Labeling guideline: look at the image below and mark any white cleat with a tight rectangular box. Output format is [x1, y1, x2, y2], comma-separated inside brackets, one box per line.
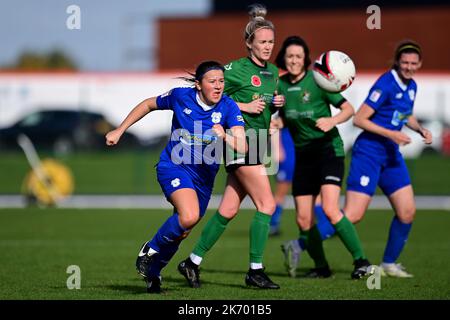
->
[380, 262, 414, 278]
[281, 240, 302, 278]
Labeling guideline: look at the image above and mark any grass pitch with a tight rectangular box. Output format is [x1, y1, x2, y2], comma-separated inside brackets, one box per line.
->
[0, 208, 449, 300]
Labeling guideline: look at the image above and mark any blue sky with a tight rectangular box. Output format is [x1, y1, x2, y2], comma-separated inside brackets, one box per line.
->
[0, 0, 210, 71]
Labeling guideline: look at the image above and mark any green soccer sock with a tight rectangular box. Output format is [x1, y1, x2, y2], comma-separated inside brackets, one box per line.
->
[301, 225, 329, 268]
[334, 216, 366, 260]
[249, 211, 271, 264]
[192, 210, 230, 258]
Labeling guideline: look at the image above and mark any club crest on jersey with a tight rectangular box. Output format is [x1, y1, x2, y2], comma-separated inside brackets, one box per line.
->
[302, 91, 311, 103]
[183, 108, 192, 115]
[211, 112, 222, 124]
[408, 89, 415, 101]
[251, 75, 261, 87]
[224, 63, 232, 70]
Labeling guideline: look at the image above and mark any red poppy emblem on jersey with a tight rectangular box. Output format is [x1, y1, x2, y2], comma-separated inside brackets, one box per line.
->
[251, 75, 261, 87]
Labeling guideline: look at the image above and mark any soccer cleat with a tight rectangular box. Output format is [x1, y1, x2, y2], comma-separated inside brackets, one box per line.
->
[178, 259, 201, 288]
[146, 275, 162, 294]
[135, 241, 157, 278]
[280, 240, 302, 278]
[245, 268, 280, 289]
[351, 258, 372, 279]
[380, 262, 414, 278]
[303, 265, 332, 278]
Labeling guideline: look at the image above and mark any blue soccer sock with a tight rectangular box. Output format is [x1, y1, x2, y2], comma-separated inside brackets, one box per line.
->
[148, 213, 188, 254]
[148, 243, 180, 277]
[315, 205, 337, 240]
[270, 204, 283, 228]
[382, 216, 412, 263]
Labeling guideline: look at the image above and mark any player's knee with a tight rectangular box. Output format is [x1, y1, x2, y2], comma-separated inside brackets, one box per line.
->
[297, 215, 312, 230]
[255, 198, 276, 215]
[344, 207, 365, 224]
[397, 206, 416, 224]
[178, 212, 200, 229]
[321, 203, 342, 224]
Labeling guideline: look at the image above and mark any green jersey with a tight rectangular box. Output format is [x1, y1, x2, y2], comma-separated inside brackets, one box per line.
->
[224, 57, 279, 133]
[278, 70, 346, 156]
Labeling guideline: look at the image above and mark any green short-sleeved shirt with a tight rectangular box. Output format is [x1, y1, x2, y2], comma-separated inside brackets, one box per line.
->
[224, 57, 279, 134]
[278, 70, 346, 157]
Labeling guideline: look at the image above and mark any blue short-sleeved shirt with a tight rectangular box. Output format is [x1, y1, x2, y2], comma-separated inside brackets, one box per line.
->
[156, 87, 244, 186]
[355, 69, 417, 155]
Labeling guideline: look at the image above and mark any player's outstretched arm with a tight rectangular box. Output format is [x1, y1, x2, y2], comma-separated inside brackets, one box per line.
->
[105, 97, 157, 146]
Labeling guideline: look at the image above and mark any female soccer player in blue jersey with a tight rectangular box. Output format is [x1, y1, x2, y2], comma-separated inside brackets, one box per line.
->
[313, 40, 432, 278]
[178, 4, 284, 290]
[343, 40, 432, 277]
[105, 61, 247, 293]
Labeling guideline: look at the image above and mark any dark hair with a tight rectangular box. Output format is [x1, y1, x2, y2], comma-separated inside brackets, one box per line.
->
[181, 60, 225, 84]
[392, 40, 422, 69]
[275, 36, 311, 71]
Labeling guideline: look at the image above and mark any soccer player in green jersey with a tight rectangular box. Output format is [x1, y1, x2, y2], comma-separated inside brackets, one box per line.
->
[274, 36, 372, 279]
[178, 4, 284, 289]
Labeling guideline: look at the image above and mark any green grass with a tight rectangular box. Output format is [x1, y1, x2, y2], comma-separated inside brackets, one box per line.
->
[0, 150, 449, 195]
[0, 208, 449, 300]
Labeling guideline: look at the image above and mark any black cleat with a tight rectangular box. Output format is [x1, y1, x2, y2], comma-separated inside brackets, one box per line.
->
[303, 265, 332, 278]
[146, 275, 162, 294]
[351, 258, 371, 279]
[178, 259, 201, 288]
[135, 241, 157, 278]
[245, 268, 280, 289]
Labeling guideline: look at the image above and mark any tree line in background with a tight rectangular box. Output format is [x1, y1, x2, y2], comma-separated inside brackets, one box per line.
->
[1, 50, 77, 71]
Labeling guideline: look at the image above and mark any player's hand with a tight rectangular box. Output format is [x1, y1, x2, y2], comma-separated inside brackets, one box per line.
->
[419, 128, 433, 144]
[272, 91, 285, 108]
[212, 124, 226, 139]
[105, 129, 123, 146]
[316, 117, 337, 132]
[245, 98, 265, 114]
[390, 131, 411, 145]
[269, 118, 283, 135]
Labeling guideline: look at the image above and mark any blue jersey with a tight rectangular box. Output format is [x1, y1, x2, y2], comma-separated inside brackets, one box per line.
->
[356, 69, 417, 154]
[156, 87, 244, 184]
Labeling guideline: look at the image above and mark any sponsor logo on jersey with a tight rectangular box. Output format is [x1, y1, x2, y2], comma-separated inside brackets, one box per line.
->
[369, 89, 382, 103]
[171, 178, 181, 187]
[211, 112, 222, 124]
[391, 110, 410, 126]
[224, 63, 232, 70]
[302, 91, 311, 103]
[287, 86, 301, 91]
[259, 70, 273, 77]
[408, 89, 415, 101]
[179, 129, 217, 146]
[251, 75, 262, 87]
[183, 108, 192, 115]
[360, 175, 370, 187]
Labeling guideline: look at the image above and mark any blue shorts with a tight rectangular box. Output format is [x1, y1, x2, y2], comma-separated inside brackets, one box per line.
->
[276, 128, 296, 183]
[156, 162, 213, 217]
[346, 145, 411, 197]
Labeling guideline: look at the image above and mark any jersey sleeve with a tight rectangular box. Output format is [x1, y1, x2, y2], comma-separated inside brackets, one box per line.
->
[224, 98, 245, 129]
[364, 77, 389, 111]
[324, 91, 346, 108]
[156, 88, 179, 110]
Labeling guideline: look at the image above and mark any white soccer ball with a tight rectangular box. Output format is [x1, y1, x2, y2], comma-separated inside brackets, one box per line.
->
[312, 50, 356, 93]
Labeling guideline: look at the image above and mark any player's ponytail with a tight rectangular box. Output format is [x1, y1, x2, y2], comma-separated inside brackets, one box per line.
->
[179, 61, 224, 86]
[244, 3, 274, 44]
